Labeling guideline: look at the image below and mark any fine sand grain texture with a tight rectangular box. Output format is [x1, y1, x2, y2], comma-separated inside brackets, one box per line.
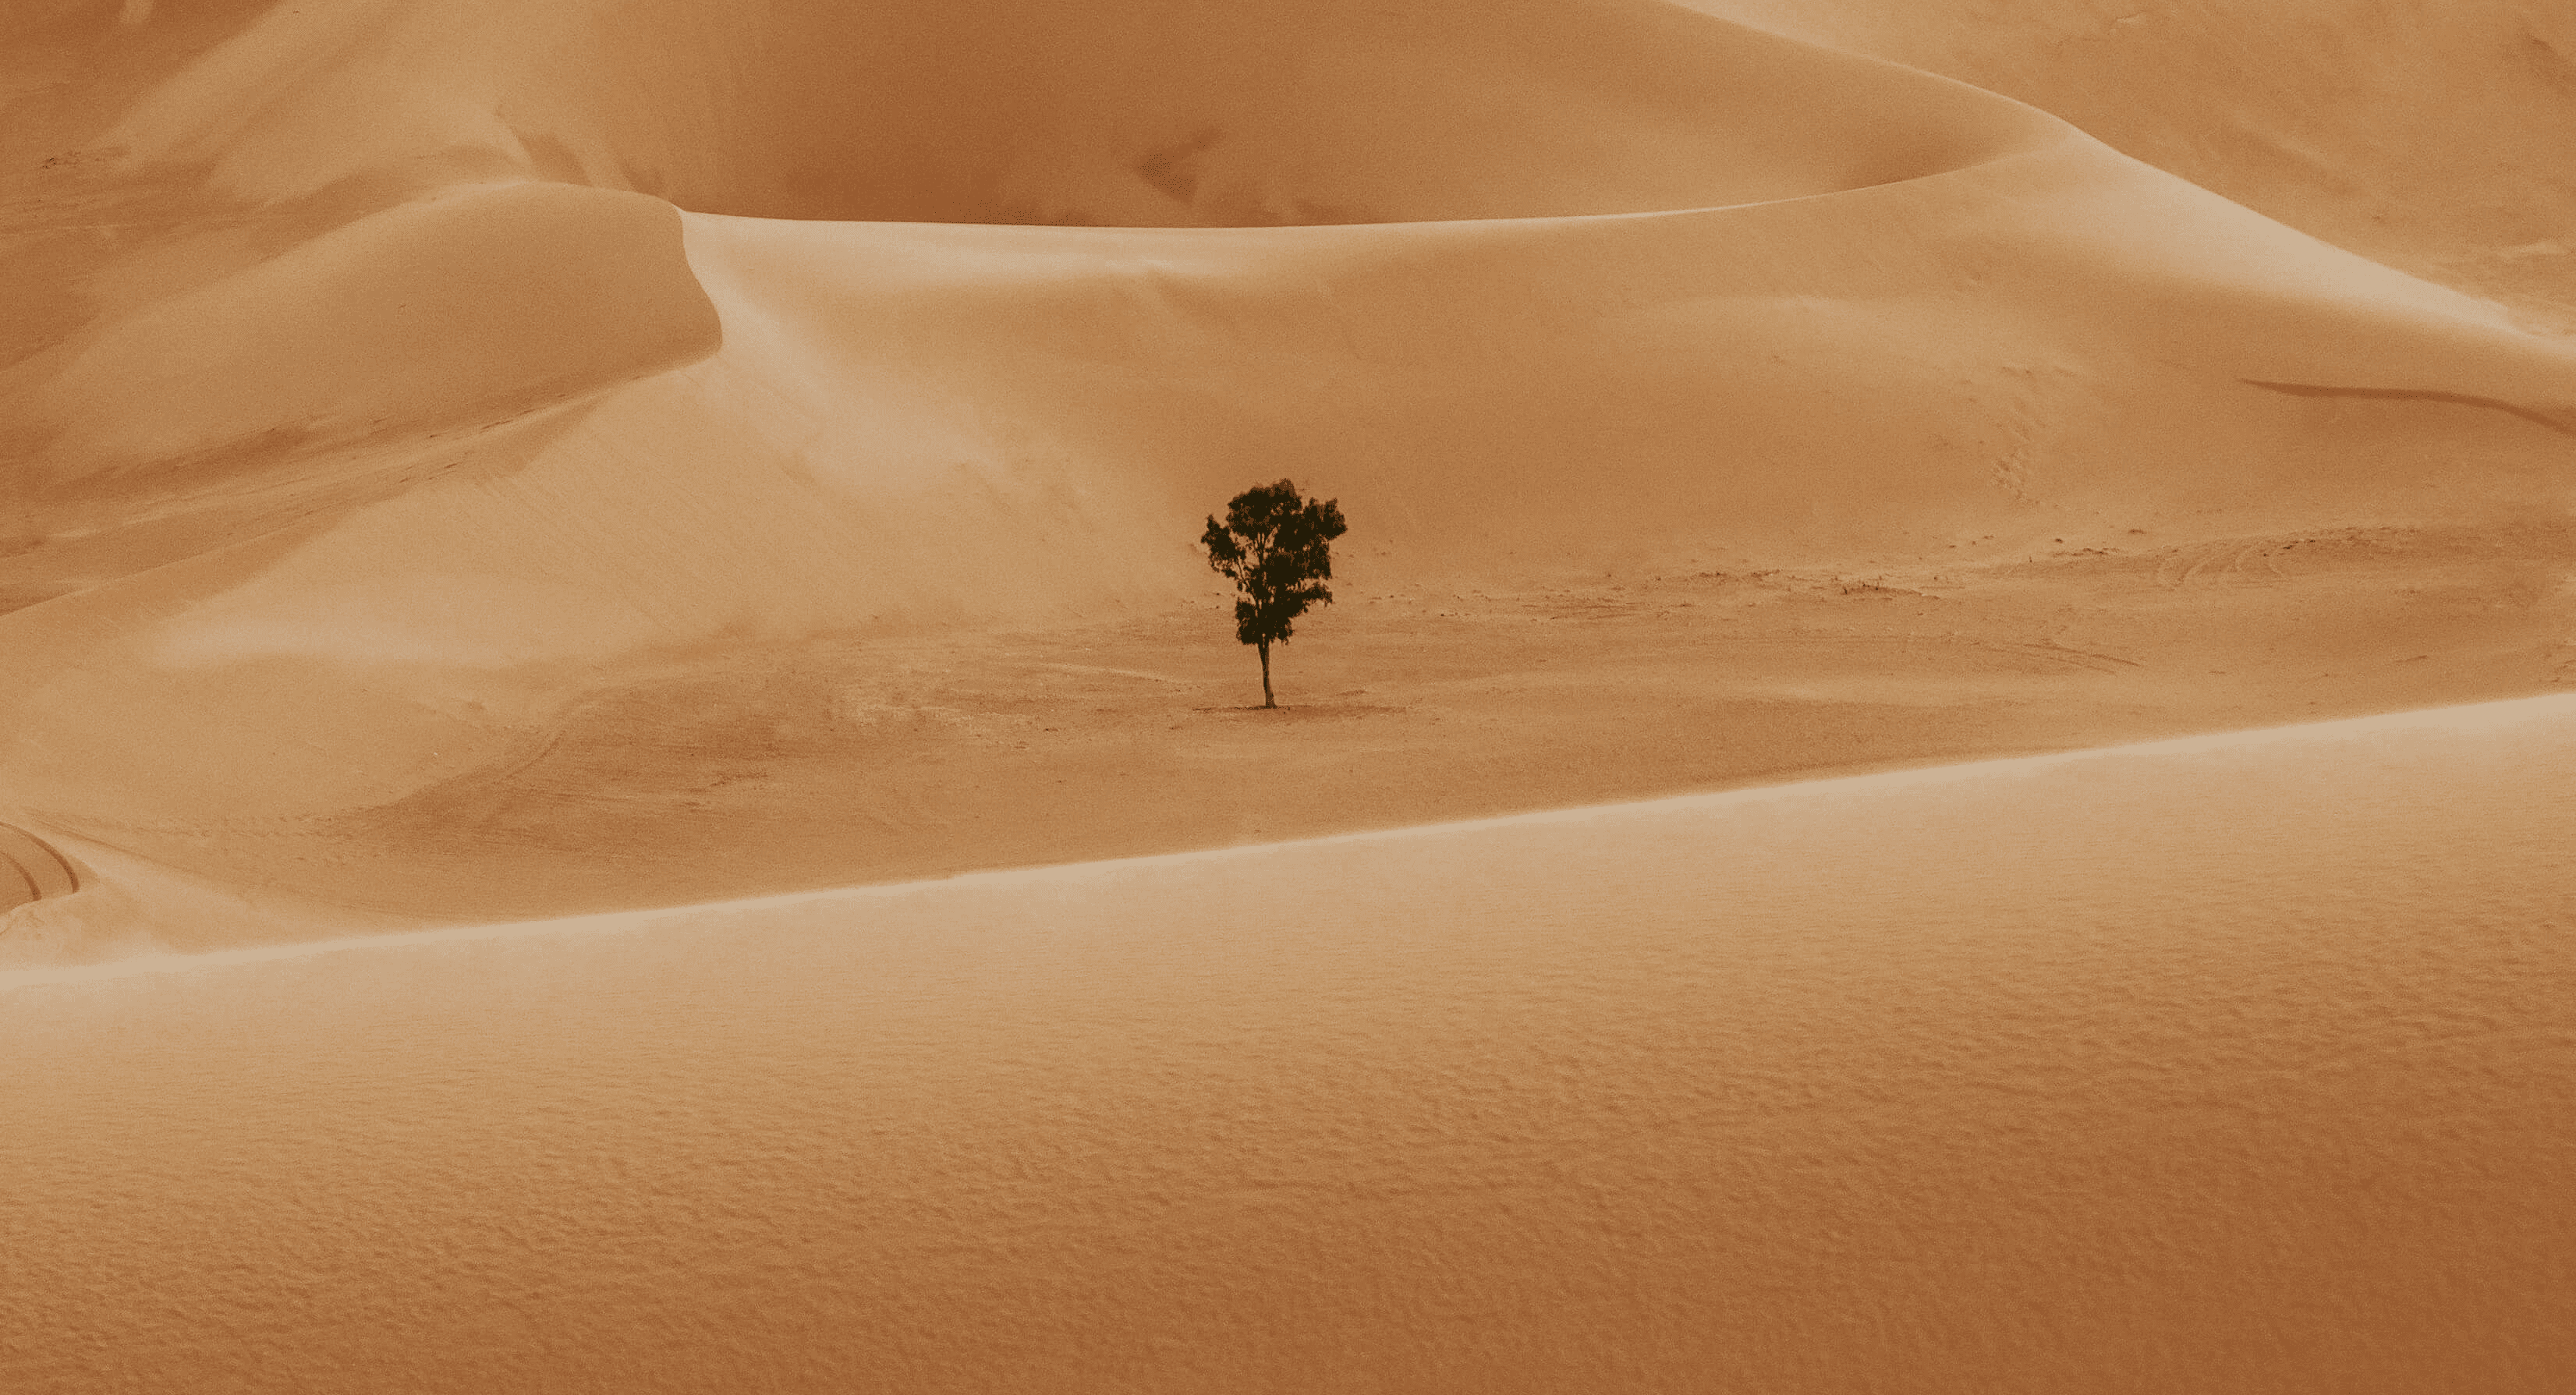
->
[5, 699, 2572, 1393]
[2, 0, 2574, 1386]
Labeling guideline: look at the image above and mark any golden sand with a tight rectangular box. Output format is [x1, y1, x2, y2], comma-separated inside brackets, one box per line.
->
[3, 2, 2571, 1388]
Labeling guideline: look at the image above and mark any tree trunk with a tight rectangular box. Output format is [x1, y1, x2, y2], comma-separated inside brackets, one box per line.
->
[1258, 640, 1274, 709]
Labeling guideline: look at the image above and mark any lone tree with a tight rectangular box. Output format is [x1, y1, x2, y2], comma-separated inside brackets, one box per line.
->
[1200, 478, 1348, 709]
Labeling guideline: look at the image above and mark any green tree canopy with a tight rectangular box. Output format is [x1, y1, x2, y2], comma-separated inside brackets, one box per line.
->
[1200, 479, 1348, 708]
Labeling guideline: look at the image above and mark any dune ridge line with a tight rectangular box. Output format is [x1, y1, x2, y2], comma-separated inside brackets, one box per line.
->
[7, 689, 2567, 990]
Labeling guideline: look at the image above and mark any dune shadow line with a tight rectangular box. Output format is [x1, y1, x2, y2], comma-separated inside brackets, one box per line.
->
[0, 823, 78, 910]
[2242, 379, 2576, 437]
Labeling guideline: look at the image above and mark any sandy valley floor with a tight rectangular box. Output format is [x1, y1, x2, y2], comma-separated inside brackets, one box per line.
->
[16, 515, 2553, 944]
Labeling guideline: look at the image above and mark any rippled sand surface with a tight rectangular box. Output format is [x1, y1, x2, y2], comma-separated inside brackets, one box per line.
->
[5, 2, 2573, 1386]
[7, 698, 2569, 1393]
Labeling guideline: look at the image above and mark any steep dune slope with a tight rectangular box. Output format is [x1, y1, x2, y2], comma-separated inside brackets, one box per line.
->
[3, 6, 2571, 1384]
[4, 182, 718, 592]
[1695, 0, 2576, 328]
[0, 823, 75, 913]
[3, 0, 2573, 932]
[4, 0, 2067, 612]
[77, 0, 2059, 223]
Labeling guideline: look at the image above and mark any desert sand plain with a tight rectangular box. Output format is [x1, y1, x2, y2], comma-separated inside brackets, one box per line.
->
[3, 0, 2574, 1391]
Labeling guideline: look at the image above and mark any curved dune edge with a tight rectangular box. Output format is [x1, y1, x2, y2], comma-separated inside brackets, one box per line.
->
[3, 696, 2568, 1393]
[5, 0, 2575, 931]
[6, 692, 2568, 981]
[9, 158, 2576, 926]
[0, 0, 2069, 614]
[2, 8, 2567, 1382]
[18, 182, 722, 490]
[0, 180, 721, 603]
[0, 823, 76, 912]
[1691, 0, 2576, 333]
[81, 0, 2068, 224]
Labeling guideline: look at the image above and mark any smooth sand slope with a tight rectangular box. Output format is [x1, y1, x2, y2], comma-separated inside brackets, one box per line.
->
[5, 697, 2572, 1393]
[4, 0, 2573, 939]
[2, 3, 2571, 1386]
[1692, 0, 2576, 331]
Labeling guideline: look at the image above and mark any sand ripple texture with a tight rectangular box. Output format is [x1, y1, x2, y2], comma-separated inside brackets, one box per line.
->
[3, 697, 2572, 1393]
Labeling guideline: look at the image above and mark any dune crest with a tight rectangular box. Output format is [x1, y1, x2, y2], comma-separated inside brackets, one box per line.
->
[3, 0, 2572, 933]
[2, 5, 2570, 1386]
[1694, 0, 2576, 330]
[87, 0, 2067, 223]
[14, 181, 718, 494]
[0, 823, 75, 913]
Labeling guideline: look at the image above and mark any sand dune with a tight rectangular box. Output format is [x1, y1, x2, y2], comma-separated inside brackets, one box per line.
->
[5, 0, 2573, 933]
[4, 1, 2571, 1385]
[1696, 0, 2576, 330]
[0, 822, 76, 912]
[5, 698, 2571, 1392]
[76, 0, 2060, 223]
